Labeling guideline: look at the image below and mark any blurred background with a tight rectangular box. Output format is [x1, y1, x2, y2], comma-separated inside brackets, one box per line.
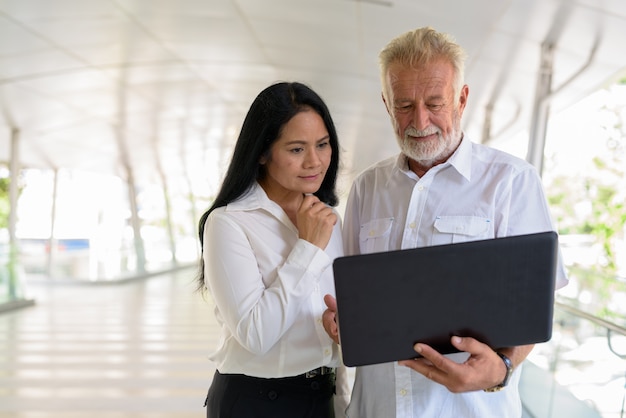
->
[0, 0, 625, 417]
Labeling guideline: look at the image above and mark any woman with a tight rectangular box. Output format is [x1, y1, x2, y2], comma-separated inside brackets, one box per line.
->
[198, 82, 349, 418]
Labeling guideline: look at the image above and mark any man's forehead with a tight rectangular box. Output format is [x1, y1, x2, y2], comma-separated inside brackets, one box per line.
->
[388, 72, 451, 100]
[389, 59, 452, 83]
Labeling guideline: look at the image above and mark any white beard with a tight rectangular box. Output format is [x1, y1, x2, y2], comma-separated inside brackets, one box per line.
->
[395, 113, 462, 168]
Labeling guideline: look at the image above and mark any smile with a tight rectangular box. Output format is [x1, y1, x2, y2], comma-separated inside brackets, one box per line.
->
[408, 133, 437, 141]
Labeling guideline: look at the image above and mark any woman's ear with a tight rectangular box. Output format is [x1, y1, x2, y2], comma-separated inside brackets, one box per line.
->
[259, 150, 270, 165]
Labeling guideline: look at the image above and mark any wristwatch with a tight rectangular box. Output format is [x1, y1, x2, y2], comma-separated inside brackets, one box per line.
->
[484, 352, 513, 392]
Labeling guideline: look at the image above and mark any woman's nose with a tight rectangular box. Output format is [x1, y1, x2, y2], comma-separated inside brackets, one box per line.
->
[304, 149, 321, 167]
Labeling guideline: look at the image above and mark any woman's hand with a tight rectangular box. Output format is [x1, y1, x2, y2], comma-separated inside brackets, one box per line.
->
[296, 195, 337, 249]
[322, 294, 340, 344]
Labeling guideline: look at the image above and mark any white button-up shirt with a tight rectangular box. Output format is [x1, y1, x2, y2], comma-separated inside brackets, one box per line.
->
[202, 183, 343, 378]
[343, 136, 568, 418]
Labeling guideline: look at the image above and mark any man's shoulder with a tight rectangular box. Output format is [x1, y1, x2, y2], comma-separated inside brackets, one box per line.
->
[471, 141, 533, 171]
[354, 154, 399, 181]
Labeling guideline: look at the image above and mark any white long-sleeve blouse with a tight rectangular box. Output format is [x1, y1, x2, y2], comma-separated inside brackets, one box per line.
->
[202, 182, 343, 378]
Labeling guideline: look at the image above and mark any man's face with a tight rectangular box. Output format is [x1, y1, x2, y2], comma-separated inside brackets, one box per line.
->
[383, 58, 468, 168]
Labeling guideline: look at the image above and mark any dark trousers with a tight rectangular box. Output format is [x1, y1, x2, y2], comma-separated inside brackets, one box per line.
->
[205, 370, 336, 418]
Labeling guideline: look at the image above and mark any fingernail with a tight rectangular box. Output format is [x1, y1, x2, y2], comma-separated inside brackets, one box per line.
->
[414, 343, 423, 353]
[452, 336, 462, 344]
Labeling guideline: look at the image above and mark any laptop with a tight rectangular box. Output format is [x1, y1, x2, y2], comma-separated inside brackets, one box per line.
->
[332, 231, 558, 367]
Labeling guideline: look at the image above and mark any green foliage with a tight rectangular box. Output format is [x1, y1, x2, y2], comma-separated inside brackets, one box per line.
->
[546, 84, 626, 320]
[0, 177, 10, 229]
[0, 174, 25, 230]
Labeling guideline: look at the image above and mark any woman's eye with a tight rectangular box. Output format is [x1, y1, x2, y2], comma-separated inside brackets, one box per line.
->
[317, 141, 330, 149]
[290, 147, 304, 154]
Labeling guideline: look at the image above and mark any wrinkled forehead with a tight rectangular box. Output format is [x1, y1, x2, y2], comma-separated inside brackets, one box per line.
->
[385, 59, 456, 98]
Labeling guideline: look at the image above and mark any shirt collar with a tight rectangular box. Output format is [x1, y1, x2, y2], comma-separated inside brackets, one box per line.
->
[393, 134, 472, 182]
[393, 153, 418, 181]
[448, 135, 472, 181]
[225, 182, 269, 212]
[225, 182, 298, 232]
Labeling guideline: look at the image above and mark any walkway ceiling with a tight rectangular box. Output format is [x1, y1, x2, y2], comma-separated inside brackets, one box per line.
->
[1, 0, 626, 195]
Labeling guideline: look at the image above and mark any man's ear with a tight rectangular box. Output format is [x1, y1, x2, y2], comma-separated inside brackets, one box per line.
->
[457, 84, 469, 116]
[381, 92, 391, 116]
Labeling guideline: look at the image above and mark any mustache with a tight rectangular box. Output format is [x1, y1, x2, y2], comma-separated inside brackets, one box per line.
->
[404, 126, 441, 138]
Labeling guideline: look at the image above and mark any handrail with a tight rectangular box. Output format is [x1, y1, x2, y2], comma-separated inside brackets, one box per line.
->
[555, 301, 626, 337]
[552, 300, 626, 417]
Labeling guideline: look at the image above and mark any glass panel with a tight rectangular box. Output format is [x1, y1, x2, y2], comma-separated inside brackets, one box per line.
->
[522, 304, 626, 418]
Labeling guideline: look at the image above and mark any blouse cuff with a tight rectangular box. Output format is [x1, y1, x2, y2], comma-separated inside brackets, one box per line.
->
[286, 239, 333, 277]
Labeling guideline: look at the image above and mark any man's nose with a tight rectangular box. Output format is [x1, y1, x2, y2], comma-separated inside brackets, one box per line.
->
[413, 105, 430, 130]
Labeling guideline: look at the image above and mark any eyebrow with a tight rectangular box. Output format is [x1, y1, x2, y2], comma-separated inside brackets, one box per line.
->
[283, 135, 330, 145]
[425, 94, 446, 102]
[394, 93, 446, 102]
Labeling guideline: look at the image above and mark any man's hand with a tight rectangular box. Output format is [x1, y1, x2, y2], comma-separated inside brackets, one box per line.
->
[398, 336, 532, 393]
[322, 294, 340, 344]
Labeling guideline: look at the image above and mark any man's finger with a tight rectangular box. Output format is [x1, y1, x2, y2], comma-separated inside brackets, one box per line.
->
[412, 343, 452, 371]
[324, 294, 337, 311]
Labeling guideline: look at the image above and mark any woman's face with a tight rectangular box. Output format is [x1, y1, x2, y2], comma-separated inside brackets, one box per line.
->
[260, 109, 332, 200]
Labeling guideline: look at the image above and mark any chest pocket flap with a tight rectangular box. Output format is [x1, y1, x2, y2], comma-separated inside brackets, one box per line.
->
[359, 217, 393, 240]
[359, 217, 394, 253]
[434, 216, 490, 236]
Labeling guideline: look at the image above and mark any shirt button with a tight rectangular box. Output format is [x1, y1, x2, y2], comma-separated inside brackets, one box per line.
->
[324, 349, 331, 356]
[399, 389, 407, 396]
[369, 230, 376, 237]
[455, 226, 464, 232]
[409, 222, 416, 229]
[417, 185, 424, 191]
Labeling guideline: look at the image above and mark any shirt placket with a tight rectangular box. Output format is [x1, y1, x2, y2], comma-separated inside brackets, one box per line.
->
[394, 174, 435, 416]
[394, 363, 414, 416]
[400, 175, 434, 250]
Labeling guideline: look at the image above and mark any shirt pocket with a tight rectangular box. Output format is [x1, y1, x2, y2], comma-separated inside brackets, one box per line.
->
[359, 218, 394, 253]
[431, 215, 492, 246]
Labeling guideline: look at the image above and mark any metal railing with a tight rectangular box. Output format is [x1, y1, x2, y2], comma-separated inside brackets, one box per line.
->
[522, 301, 626, 418]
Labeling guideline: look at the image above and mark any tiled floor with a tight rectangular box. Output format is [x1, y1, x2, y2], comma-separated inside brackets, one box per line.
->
[1, 266, 610, 417]
[0, 267, 217, 417]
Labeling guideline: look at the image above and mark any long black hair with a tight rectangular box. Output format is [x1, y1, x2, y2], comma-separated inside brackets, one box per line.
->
[196, 81, 341, 291]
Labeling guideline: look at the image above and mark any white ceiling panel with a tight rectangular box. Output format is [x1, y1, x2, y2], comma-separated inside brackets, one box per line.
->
[1, 0, 626, 200]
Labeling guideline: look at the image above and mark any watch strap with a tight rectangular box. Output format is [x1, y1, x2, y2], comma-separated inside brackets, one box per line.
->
[484, 352, 513, 392]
